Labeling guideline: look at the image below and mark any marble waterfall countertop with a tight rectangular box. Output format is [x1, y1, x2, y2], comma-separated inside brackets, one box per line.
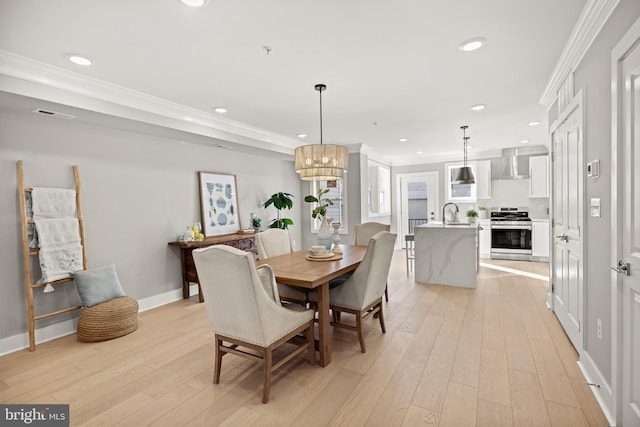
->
[414, 222, 478, 288]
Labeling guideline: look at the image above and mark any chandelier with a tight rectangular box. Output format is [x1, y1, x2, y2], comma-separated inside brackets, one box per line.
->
[294, 84, 348, 181]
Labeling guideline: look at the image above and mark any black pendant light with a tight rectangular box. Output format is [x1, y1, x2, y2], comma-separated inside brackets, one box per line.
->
[452, 125, 476, 184]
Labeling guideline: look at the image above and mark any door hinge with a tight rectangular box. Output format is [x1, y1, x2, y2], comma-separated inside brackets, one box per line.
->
[551, 284, 555, 293]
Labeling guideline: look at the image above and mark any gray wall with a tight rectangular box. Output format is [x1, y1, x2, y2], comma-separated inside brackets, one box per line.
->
[561, 0, 640, 385]
[0, 110, 302, 340]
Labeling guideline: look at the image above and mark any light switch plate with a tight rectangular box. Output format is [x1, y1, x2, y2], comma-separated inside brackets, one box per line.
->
[590, 198, 601, 217]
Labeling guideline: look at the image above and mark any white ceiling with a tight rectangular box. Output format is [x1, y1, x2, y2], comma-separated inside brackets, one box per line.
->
[0, 0, 587, 165]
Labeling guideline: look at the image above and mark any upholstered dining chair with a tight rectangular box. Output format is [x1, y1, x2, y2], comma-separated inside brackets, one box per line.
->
[353, 222, 391, 301]
[192, 245, 315, 404]
[353, 222, 391, 245]
[255, 229, 309, 306]
[312, 231, 396, 353]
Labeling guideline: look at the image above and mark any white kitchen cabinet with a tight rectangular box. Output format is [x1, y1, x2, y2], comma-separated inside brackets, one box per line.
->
[529, 155, 549, 198]
[532, 219, 550, 260]
[478, 219, 491, 258]
[476, 160, 492, 199]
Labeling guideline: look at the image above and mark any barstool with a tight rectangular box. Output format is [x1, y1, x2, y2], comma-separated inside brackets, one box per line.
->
[405, 234, 415, 276]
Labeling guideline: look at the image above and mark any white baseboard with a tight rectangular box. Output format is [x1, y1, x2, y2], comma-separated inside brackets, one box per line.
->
[577, 350, 616, 426]
[0, 284, 199, 356]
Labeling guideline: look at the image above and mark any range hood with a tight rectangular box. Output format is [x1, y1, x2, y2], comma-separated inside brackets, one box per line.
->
[491, 148, 530, 180]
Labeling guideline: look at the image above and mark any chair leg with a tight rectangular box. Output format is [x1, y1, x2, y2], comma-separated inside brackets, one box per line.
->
[377, 303, 386, 334]
[384, 283, 389, 302]
[213, 335, 223, 384]
[306, 323, 316, 365]
[262, 347, 273, 404]
[406, 247, 410, 277]
[356, 314, 366, 353]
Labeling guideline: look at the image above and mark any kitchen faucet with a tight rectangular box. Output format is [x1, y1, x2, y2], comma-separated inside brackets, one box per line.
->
[442, 202, 459, 224]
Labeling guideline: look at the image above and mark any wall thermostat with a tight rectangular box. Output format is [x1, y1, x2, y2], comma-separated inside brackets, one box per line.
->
[587, 160, 600, 178]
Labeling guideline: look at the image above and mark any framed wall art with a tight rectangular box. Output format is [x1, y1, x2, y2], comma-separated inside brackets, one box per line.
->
[198, 172, 241, 237]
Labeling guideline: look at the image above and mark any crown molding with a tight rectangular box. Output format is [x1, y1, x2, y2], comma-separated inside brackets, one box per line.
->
[0, 50, 301, 154]
[539, 0, 620, 108]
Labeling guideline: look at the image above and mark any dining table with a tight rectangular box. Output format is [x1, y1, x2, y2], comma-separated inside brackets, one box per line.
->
[255, 244, 367, 367]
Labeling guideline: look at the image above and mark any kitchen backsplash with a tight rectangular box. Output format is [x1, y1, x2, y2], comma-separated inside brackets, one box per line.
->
[457, 179, 549, 219]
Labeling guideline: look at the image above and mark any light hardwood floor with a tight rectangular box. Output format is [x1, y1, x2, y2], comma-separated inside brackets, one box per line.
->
[0, 252, 609, 426]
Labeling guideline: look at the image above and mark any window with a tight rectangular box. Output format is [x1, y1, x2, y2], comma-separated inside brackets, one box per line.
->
[310, 177, 347, 233]
[446, 162, 477, 202]
[368, 164, 391, 215]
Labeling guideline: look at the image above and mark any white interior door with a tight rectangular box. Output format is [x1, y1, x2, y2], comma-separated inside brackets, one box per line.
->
[398, 172, 439, 247]
[613, 19, 640, 426]
[550, 93, 583, 353]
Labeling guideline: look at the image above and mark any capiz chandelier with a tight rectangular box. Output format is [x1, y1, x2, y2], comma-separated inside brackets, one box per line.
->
[294, 84, 348, 181]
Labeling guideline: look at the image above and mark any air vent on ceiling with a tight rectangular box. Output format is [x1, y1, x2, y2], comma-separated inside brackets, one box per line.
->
[32, 108, 76, 120]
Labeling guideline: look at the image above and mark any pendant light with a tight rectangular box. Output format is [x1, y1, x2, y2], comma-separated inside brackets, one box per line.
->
[452, 125, 476, 184]
[294, 84, 348, 181]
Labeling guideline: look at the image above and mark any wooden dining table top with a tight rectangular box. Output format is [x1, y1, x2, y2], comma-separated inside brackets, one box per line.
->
[255, 244, 367, 289]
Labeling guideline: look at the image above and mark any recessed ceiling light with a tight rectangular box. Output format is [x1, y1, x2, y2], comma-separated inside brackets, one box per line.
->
[398, 138, 408, 142]
[416, 151, 423, 155]
[520, 139, 529, 144]
[297, 133, 307, 138]
[181, 0, 208, 6]
[458, 37, 486, 52]
[214, 107, 227, 113]
[528, 121, 541, 126]
[467, 145, 473, 149]
[470, 104, 486, 111]
[66, 54, 92, 66]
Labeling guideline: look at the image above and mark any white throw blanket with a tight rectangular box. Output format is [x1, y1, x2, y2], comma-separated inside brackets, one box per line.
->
[31, 188, 83, 283]
[31, 188, 77, 218]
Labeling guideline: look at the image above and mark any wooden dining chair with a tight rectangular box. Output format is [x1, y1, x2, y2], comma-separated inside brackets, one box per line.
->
[192, 245, 315, 403]
[311, 231, 396, 353]
[255, 228, 308, 306]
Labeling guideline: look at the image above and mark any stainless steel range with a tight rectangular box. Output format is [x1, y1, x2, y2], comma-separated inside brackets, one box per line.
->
[490, 207, 532, 261]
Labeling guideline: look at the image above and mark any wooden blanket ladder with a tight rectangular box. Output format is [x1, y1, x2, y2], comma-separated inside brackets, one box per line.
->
[17, 160, 88, 351]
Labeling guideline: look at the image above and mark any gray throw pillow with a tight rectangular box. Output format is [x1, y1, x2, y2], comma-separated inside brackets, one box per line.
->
[74, 264, 125, 307]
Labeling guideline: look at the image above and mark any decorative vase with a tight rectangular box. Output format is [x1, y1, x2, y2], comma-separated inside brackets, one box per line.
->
[317, 216, 333, 250]
[467, 216, 477, 224]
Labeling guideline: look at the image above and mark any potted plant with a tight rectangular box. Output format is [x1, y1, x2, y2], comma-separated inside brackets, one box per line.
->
[466, 209, 478, 224]
[250, 213, 262, 231]
[304, 187, 333, 221]
[305, 188, 334, 249]
[262, 192, 294, 229]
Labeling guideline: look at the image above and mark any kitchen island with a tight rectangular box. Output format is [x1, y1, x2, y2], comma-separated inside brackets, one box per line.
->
[414, 222, 479, 288]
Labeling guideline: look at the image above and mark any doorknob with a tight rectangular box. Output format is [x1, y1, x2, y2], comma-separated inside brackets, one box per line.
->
[610, 260, 631, 276]
[555, 234, 568, 242]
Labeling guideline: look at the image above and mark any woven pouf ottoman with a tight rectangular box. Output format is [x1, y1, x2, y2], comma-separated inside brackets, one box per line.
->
[77, 296, 139, 342]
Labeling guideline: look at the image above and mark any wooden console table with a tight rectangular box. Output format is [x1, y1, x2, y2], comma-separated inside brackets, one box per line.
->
[168, 233, 257, 302]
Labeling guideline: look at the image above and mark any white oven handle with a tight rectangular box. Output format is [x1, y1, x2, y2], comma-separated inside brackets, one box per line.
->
[490, 224, 532, 230]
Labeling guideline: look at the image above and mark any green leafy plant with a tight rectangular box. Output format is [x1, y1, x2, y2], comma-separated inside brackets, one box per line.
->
[262, 192, 294, 229]
[251, 216, 262, 229]
[466, 209, 478, 218]
[304, 187, 333, 221]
